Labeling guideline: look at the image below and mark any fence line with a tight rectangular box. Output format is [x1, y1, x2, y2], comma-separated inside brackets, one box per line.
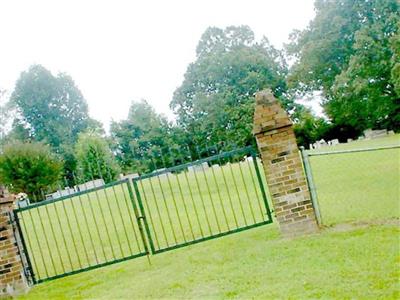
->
[302, 144, 400, 226]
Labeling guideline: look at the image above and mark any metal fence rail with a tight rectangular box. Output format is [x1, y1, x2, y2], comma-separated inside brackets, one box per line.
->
[302, 144, 400, 226]
[14, 179, 149, 284]
[132, 146, 273, 254]
[12, 145, 274, 284]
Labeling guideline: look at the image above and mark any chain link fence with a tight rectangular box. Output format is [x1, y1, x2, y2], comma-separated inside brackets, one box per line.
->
[302, 144, 400, 226]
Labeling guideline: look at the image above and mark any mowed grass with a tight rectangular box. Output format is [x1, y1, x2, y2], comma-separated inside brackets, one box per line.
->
[19, 158, 271, 281]
[19, 224, 399, 299]
[307, 134, 400, 225]
[18, 135, 400, 299]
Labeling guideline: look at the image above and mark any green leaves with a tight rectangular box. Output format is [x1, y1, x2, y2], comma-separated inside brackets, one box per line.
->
[75, 131, 120, 183]
[0, 141, 63, 200]
[287, 0, 400, 132]
[171, 26, 289, 150]
[10, 65, 97, 148]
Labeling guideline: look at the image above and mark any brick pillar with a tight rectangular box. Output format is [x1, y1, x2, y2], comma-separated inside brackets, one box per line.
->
[0, 186, 29, 296]
[253, 90, 319, 237]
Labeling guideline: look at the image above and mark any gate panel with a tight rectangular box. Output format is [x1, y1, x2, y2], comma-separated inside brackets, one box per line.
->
[15, 179, 148, 283]
[133, 146, 273, 254]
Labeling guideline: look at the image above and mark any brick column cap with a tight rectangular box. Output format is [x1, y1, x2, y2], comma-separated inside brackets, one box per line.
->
[253, 89, 292, 135]
[0, 186, 15, 205]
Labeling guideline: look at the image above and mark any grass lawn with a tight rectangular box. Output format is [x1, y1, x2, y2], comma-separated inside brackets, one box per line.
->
[306, 134, 400, 225]
[19, 223, 399, 299]
[17, 134, 400, 299]
[18, 153, 272, 282]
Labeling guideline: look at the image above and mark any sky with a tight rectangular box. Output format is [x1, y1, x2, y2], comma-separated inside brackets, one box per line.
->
[0, 0, 316, 130]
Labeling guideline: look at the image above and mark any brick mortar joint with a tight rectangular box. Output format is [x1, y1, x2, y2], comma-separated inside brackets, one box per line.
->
[254, 123, 293, 136]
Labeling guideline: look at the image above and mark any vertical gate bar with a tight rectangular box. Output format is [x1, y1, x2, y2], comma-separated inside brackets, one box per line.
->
[149, 154, 179, 245]
[237, 158, 257, 224]
[74, 188, 100, 265]
[27, 208, 49, 279]
[172, 173, 196, 241]
[300, 147, 322, 225]
[195, 146, 222, 233]
[147, 176, 170, 248]
[94, 163, 125, 258]
[13, 211, 37, 284]
[61, 183, 91, 267]
[127, 180, 153, 255]
[159, 153, 187, 243]
[58, 194, 83, 270]
[205, 144, 230, 231]
[51, 200, 74, 272]
[177, 147, 205, 238]
[244, 157, 265, 220]
[41, 202, 66, 274]
[80, 178, 108, 263]
[227, 161, 248, 226]
[119, 182, 144, 253]
[153, 172, 179, 244]
[36, 206, 58, 276]
[251, 150, 272, 222]
[166, 148, 196, 241]
[106, 171, 135, 256]
[186, 146, 213, 236]
[212, 145, 239, 229]
[137, 179, 161, 250]
[86, 163, 117, 261]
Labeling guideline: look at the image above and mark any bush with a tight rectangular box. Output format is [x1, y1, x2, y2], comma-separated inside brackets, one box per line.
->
[0, 141, 63, 201]
[75, 132, 120, 183]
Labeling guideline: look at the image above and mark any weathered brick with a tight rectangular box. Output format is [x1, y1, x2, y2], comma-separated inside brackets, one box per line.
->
[253, 90, 319, 237]
[0, 185, 29, 296]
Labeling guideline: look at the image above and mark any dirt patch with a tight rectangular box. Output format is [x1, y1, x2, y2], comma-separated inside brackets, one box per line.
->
[321, 218, 399, 233]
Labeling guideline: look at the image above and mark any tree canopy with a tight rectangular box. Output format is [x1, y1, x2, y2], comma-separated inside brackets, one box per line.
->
[110, 100, 173, 173]
[10, 64, 99, 148]
[0, 141, 63, 200]
[171, 26, 291, 150]
[75, 131, 120, 183]
[287, 0, 400, 132]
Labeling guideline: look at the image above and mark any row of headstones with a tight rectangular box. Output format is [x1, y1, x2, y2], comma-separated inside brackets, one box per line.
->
[309, 129, 396, 149]
[309, 139, 340, 149]
[119, 156, 258, 179]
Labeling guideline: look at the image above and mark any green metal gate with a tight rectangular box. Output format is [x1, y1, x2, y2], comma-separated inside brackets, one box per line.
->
[132, 146, 272, 254]
[14, 179, 149, 284]
[14, 146, 273, 284]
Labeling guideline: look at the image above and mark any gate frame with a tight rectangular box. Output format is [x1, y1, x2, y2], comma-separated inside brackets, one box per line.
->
[13, 179, 150, 284]
[131, 146, 273, 254]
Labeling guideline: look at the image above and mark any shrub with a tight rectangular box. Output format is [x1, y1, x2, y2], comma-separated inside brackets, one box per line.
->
[0, 141, 63, 201]
[75, 132, 120, 183]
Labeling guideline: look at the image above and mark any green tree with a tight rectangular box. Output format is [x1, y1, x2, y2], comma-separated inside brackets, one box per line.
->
[75, 131, 120, 183]
[11, 65, 96, 147]
[110, 100, 172, 173]
[293, 108, 331, 147]
[0, 141, 63, 201]
[10, 65, 104, 181]
[390, 21, 400, 104]
[171, 26, 291, 150]
[287, 0, 400, 133]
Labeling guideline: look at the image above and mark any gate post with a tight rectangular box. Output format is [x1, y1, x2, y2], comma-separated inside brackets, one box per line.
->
[0, 186, 30, 296]
[253, 90, 319, 237]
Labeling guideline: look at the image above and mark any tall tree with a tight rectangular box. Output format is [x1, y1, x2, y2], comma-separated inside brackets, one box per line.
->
[110, 100, 172, 173]
[75, 131, 120, 183]
[287, 0, 400, 132]
[0, 141, 63, 200]
[171, 26, 291, 150]
[10, 65, 100, 147]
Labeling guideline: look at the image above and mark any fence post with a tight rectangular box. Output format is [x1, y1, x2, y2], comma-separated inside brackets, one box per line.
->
[300, 146, 322, 226]
[0, 185, 30, 296]
[252, 90, 319, 237]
